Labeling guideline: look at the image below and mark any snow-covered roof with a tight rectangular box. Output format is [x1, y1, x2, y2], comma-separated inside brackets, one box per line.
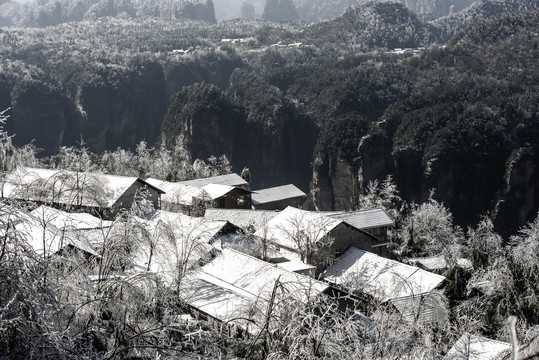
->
[30, 206, 113, 230]
[123, 210, 235, 284]
[140, 210, 233, 244]
[254, 206, 342, 251]
[178, 173, 248, 189]
[145, 179, 247, 206]
[327, 208, 394, 230]
[201, 183, 244, 199]
[388, 290, 448, 326]
[276, 260, 316, 273]
[444, 334, 511, 360]
[323, 247, 445, 302]
[4, 167, 162, 209]
[0, 205, 98, 258]
[181, 248, 329, 334]
[204, 208, 279, 231]
[251, 184, 306, 205]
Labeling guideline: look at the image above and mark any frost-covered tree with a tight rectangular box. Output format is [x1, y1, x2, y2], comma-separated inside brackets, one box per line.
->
[401, 191, 464, 258]
[358, 175, 403, 222]
[468, 216, 503, 270]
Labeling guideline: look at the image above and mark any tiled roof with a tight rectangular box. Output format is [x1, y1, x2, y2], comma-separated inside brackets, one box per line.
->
[178, 173, 248, 188]
[444, 334, 511, 360]
[388, 290, 448, 326]
[276, 260, 316, 273]
[204, 208, 279, 231]
[251, 184, 306, 205]
[323, 247, 445, 302]
[327, 208, 394, 230]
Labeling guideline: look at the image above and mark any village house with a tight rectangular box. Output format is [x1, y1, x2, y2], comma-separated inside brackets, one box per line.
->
[145, 178, 252, 215]
[180, 248, 339, 337]
[254, 206, 382, 269]
[251, 184, 306, 210]
[2, 167, 164, 219]
[323, 247, 446, 302]
[326, 208, 395, 253]
[129, 210, 243, 279]
[323, 247, 447, 326]
[0, 204, 99, 260]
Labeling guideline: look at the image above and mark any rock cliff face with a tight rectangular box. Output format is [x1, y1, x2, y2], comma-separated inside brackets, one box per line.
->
[160, 71, 317, 191]
[312, 96, 539, 236]
[6, 61, 168, 155]
[10, 80, 67, 153]
[492, 148, 539, 238]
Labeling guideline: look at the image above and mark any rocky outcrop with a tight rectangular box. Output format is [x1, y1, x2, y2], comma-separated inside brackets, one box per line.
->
[262, 0, 299, 22]
[159, 72, 317, 191]
[10, 80, 67, 154]
[492, 148, 539, 239]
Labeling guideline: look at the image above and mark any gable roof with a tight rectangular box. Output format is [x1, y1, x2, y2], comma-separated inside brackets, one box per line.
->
[204, 208, 279, 231]
[178, 173, 248, 189]
[444, 334, 511, 360]
[327, 208, 394, 230]
[30, 205, 113, 230]
[323, 247, 445, 302]
[254, 206, 342, 250]
[3, 167, 163, 209]
[180, 248, 329, 334]
[251, 184, 306, 205]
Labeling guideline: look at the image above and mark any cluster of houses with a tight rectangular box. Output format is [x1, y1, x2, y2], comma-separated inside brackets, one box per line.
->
[0, 167, 512, 358]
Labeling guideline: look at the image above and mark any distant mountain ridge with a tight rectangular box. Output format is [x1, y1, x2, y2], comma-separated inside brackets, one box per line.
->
[0, 0, 216, 26]
[433, 0, 539, 41]
[301, 2, 433, 50]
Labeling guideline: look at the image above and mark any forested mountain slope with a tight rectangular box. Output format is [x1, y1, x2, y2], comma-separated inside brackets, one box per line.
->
[309, 9, 539, 236]
[0, 0, 537, 235]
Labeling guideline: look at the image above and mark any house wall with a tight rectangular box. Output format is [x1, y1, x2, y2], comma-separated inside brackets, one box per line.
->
[328, 223, 374, 256]
[213, 188, 252, 209]
[112, 182, 160, 214]
[364, 226, 389, 242]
